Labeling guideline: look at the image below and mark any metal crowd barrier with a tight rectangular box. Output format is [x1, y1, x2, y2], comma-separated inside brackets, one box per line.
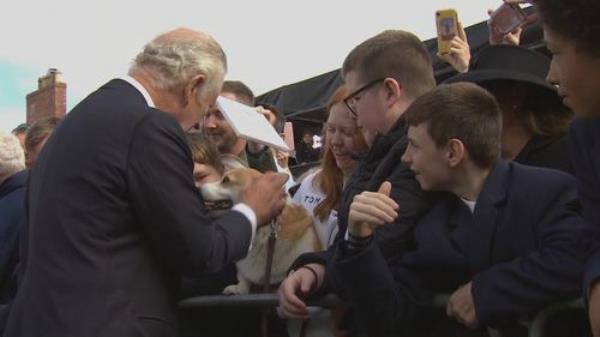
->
[178, 294, 586, 337]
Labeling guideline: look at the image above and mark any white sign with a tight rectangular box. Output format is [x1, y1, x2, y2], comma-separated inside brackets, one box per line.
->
[215, 96, 290, 152]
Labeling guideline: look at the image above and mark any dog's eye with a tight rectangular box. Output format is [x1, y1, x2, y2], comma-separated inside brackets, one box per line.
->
[222, 176, 231, 184]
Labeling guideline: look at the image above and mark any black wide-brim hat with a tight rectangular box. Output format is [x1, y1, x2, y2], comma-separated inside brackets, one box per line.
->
[444, 45, 557, 93]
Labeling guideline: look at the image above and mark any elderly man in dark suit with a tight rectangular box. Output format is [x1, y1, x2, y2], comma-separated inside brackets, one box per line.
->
[3, 28, 287, 337]
[332, 83, 591, 337]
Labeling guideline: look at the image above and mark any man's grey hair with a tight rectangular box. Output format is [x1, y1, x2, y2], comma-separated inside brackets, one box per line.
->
[0, 131, 25, 182]
[129, 28, 227, 100]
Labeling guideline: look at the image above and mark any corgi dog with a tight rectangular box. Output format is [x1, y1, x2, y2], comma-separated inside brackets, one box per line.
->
[200, 167, 322, 294]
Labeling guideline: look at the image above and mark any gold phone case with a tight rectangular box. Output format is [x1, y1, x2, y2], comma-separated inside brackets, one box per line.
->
[436, 9, 458, 55]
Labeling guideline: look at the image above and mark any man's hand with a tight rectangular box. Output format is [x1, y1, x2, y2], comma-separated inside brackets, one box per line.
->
[438, 22, 471, 73]
[446, 282, 478, 329]
[256, 106, 277, 126]
[348, 181, 398, 238]
[487, 9, 523, 46]
[247, 106, 277, 153]
[278, 263, 325, 319]
[588, 280, 600, 336]
[275, 149, 290, 168]
[488, 0, 538, 46]
[241, 172, 288, 225]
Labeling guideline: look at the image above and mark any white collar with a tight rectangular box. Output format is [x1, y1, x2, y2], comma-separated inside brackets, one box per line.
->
[120, 75, 155, 108]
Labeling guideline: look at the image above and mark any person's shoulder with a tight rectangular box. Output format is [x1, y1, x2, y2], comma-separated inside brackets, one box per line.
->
[571, 117, 600, 142]
[134, 108, 183, 136]
[508, 162, 577, 198]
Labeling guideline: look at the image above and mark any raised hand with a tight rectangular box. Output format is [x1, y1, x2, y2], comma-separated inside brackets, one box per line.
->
[348, 181, 398, 238]
[438, 22, 471, 73]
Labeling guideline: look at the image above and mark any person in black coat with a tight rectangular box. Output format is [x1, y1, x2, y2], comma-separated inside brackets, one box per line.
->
[445, 45, 574, 174]
[527, 1, 600, 334]
[0, 132, 27, 334]
[334, 83, 592, 336]
[3, 28, 287, 337]
[278, 30, 437, 326]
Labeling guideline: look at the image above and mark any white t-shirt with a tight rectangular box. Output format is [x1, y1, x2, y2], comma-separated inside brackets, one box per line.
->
[292, 170, 338, 248]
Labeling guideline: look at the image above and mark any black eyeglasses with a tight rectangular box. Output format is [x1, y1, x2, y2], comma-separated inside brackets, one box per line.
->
[343, 77, 386, 117]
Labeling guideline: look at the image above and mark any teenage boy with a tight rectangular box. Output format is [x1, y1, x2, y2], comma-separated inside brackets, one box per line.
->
[335, 82, 589, 336]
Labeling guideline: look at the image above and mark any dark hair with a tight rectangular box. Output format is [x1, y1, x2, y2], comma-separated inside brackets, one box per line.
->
[25, 117, 60, 155]
[342, 30, 436, 99]
[12, 123, 29, 135]
[185, 132, 224, 174]
[222, 80, 255, 106]
[535, 0, 600, 55]
[480, 80, 573, 136]
[404, 83, 502, 168]
[314, 86, 368, 222]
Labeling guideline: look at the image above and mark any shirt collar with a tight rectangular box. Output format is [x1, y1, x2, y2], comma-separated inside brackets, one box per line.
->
[120, 75, 155, 108]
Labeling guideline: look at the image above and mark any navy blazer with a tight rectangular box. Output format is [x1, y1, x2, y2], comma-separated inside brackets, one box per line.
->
[3, 79, 253, 337]
[571, 118, 600, 293]
[331, 161, 590, 336]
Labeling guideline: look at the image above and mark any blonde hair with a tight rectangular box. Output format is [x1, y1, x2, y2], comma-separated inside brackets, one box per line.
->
[0, 131, 25, 181]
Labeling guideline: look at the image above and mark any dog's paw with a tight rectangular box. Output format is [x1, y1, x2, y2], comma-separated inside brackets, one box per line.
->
[223, 284, 247, 295]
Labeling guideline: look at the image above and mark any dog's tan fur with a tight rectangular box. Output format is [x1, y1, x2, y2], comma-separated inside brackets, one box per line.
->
[200, 167, 321, 294]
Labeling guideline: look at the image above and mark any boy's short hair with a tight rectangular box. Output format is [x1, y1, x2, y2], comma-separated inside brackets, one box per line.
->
[535, 0, 600, 56]
[186, 132, 224, 174]
[222, 80, 254, 106]
[342, 30, 436, 99]
[404, 83, 502, 168]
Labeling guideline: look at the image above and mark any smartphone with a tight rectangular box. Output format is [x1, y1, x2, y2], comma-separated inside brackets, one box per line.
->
[436, 9, 459, 55]
[282, 122, 295, 152]
[489, 3, 527, 34]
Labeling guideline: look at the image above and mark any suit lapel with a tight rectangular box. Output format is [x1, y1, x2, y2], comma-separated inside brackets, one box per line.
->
[466, 161, 510, 271]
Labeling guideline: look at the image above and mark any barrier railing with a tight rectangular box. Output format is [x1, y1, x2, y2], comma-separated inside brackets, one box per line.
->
[178, 294, 585, 337]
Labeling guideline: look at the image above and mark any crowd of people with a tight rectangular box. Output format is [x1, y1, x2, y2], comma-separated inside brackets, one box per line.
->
[0, 0, 599, 336]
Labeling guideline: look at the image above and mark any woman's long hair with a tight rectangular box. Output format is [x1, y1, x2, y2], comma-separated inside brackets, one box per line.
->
[313, 86, 368, 222]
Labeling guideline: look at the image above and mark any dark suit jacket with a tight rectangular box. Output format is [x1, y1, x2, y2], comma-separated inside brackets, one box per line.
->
[570, 118, 600, 293]
[331, 161, 590, 336]
[0, 170, 27, 334]
[3, 79, 253, 337]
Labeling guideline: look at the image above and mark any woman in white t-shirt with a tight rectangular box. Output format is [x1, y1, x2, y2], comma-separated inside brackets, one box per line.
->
[293, 85, 370, 249]
[288, 85, 370, 337]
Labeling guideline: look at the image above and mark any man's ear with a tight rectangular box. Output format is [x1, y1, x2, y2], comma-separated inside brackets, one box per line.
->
[446, 138, 465, 167]
[187, 74, 207, 100]
[383, 77, 402, 107]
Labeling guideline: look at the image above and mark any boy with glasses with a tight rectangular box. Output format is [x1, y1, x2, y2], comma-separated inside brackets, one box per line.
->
[278, 30, 436, 332]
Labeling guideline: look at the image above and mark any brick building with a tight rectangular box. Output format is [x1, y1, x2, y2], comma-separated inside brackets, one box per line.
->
[26, 68, 67, 125]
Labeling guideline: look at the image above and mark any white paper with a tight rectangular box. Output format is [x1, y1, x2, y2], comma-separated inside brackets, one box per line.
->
[215, 96, 290, 152]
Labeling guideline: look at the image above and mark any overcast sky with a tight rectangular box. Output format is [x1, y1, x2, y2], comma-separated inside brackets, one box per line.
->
[0, 0, 504, 132]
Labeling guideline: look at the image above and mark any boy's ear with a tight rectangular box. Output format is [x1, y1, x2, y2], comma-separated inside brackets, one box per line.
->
[446, 138, 465, 167]
[383, 78, 402, 106]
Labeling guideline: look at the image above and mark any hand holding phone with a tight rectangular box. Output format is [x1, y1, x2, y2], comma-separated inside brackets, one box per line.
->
[489, 3, 527, 35]
[436, 9, 459, 55]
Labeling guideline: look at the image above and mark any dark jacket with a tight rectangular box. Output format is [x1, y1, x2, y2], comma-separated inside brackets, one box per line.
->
[514, 134, 573, 174]
[3, 79, 253, 337]
[571, 118, 600, 293]
[332, 161, 590, 336]
[294, 116, 432, 278]
[0, 170, 27, 333]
